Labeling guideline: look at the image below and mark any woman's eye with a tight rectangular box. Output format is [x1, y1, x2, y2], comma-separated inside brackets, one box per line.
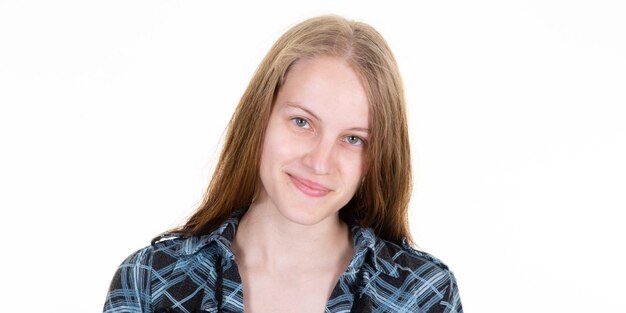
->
[292, 117, 310, 128]
[346, 135, 364, 146]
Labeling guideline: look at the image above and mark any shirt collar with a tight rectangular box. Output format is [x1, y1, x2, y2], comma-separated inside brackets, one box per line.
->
[151, 208, 244, 257]
[184, 208, 243, 257]
[346, 225, 381, 273]
[158, 208, 382, 272]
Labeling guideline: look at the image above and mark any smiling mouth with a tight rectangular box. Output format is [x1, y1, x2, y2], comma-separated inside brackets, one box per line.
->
[288, 174, 332, 197]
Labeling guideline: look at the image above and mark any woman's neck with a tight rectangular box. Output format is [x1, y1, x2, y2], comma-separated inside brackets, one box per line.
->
[231, 202, 354, 272]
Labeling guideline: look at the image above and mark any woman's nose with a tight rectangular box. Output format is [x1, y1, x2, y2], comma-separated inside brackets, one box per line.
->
[302, 138, 335, 175]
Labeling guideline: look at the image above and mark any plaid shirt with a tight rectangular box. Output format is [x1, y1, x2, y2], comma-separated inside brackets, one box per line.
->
[104, 210, 463, 313]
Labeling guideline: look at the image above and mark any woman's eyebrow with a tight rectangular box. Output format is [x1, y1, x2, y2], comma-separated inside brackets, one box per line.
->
[285, 102, 321, 122]
[349, 127, 370, 134]
[285, 102, 369, 133]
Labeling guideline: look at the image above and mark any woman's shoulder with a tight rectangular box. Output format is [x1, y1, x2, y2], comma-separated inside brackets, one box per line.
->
[105, 236, 192, 289]
[103, 235, 222, 312]
[109, 230, 235, 283]
[378, 237, 453, 272]
[372, 236, 459, 285]
[356, 234, 463, 312]
[118, 233, 225, 269]
[112, 235, 191, 265]
[354, 226, 454, 276]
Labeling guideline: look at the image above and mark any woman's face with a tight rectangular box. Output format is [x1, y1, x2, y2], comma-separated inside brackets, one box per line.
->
[256, 55, 369, 227]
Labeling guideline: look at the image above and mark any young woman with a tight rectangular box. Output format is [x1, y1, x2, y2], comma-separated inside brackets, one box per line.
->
[104, 15, 463, 313]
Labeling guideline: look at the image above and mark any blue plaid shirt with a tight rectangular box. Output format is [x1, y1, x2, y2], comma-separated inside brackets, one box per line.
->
[104, 210, 463, 312]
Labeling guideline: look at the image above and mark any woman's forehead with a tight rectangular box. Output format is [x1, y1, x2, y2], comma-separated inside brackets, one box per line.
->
[274, 56, 370, 129]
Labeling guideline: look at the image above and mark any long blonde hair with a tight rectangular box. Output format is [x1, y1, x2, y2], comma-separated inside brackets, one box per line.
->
[176, 15, 412, 244]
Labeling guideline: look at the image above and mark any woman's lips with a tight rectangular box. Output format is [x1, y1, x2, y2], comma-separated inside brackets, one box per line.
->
[288, 174, 332, 197]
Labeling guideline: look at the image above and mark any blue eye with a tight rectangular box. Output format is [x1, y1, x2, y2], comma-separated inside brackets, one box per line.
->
[292, 117, 310, 128]
[346, 135, 364, 146]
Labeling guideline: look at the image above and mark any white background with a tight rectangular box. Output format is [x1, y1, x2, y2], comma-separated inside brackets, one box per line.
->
[1, 1, 624, 312]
